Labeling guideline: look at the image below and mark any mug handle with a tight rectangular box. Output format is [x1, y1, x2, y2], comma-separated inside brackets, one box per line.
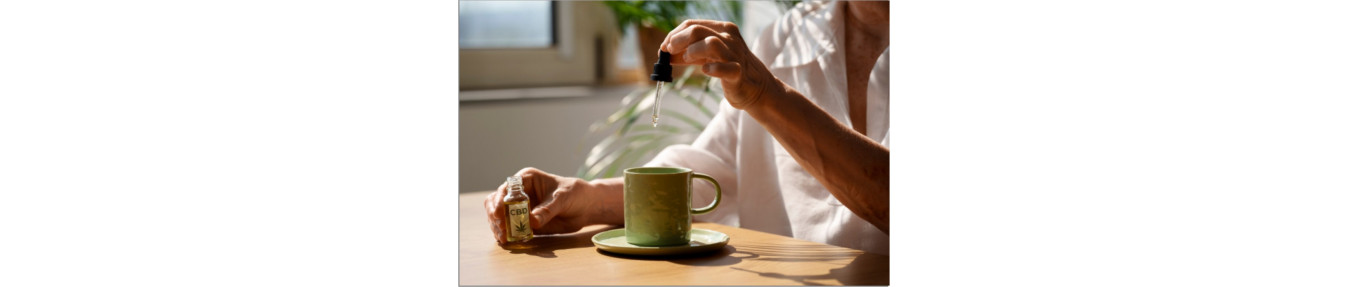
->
[690, 172, 722, 215]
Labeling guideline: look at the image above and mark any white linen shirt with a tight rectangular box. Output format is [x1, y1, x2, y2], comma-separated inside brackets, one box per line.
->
[644, 1, 889, 255]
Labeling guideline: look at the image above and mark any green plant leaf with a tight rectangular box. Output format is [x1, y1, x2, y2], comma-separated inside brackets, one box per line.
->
[661, 109, 707, 131]
[580, 132, 666, 179]
[595, 87, 655, 129]
[671, 88, 718, 118]
[600, 133, 676, 178]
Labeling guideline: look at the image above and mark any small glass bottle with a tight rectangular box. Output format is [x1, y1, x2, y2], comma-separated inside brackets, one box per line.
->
[502, 175, 533, 249]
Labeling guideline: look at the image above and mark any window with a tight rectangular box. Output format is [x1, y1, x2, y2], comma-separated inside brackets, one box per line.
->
[459, 1, 555, 49]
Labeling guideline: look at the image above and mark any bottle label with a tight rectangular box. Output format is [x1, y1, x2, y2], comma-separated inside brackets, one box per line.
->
[507, 202, 532, 241]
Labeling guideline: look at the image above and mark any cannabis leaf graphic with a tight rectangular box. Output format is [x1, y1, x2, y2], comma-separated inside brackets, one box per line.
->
[514, 220, 528, 234]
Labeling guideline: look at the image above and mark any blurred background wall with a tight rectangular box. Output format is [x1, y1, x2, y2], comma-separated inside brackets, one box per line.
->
[459, 1, 794, 193]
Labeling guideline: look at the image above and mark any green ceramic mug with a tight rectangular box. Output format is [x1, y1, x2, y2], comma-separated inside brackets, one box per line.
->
[623, 167, 722, 246]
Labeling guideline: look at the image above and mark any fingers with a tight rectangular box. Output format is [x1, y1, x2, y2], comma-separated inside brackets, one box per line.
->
[660, 20, 744, 82]
[513, 167, 550, 200]
[661, 19, 736, 52]
[702, 62, 742, 79]
[660, 20, 696, 52]
[677, 36, 734, 66]
[665, 25, 727, 55]
[497, 166, 569, 234]
[484, 183, 508, 244]
[513, 167, 542, 183]
[683, 19, 737, 32]
[659, 20, 772, 110]
[530, 188, 572, 229]
[491, 167, 594, 236]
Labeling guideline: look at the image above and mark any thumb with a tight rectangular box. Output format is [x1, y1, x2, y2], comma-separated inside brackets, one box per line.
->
[529, 194, 565, 229]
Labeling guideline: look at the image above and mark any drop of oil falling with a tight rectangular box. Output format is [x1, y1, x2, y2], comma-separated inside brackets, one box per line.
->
[652, 81, 664, 127]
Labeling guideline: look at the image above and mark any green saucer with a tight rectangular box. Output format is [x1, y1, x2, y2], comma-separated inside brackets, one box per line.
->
[591, 228, 729, 256]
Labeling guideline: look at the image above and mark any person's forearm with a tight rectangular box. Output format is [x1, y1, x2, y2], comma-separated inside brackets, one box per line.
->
[584, 177, 626, 226]
[744, 80, 889, 233]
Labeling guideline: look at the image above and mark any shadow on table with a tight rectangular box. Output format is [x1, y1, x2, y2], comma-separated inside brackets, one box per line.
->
[729, 243, 888, 285]
[506, 225, 619, 258]
[597, 242, 889, 285]
[728, 252, 889, 286]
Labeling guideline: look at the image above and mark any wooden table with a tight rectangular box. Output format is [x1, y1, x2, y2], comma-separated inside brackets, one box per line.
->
[459, 191, 889, 285]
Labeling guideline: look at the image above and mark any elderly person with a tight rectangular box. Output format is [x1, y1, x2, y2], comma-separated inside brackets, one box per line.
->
[485, 0, 890, 254]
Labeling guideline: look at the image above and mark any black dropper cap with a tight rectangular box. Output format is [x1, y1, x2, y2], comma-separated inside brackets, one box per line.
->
[650, 50, 673, 82]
